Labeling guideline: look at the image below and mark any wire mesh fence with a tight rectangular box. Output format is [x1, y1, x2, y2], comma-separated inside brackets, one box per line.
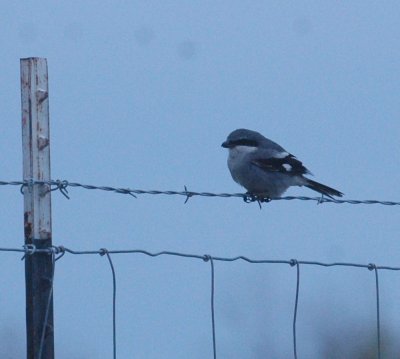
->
[2, 178, 400, 358]
[2, 244, 400, 359]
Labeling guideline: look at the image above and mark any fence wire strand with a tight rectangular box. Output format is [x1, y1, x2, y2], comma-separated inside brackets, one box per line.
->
[373, 267, 381, 359]
[204, 255, 217, 359]
[292, 260, 300, 359]
[1, 179, 400, 206]
[4, 245, 398, 359]
[100, 250, 117, 359]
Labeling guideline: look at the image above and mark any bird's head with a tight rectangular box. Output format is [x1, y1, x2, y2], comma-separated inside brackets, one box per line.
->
[221, 129, 266, 150]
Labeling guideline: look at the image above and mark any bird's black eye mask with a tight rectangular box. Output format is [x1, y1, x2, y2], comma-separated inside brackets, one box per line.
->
[230, 139, 258, 147]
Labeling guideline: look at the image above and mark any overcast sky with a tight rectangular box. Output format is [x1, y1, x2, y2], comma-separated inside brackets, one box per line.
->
[1, 1, 400, 358]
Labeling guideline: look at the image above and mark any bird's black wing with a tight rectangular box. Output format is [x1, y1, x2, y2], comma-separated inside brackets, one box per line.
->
[251, 153, 310, 176]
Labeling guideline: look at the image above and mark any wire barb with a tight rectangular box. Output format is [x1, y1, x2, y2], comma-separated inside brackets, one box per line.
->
[317, 194, 325, 205]
[21, 244, 37, 260]
[51, 180, 70, 199]
[52, 245, 66, 261]
[183, 185, 193, 204]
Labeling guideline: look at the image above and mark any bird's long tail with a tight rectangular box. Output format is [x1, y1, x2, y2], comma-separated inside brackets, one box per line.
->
[304, 179, 343, 198]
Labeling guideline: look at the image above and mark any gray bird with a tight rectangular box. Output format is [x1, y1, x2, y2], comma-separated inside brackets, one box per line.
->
[222, 129, 343, 199]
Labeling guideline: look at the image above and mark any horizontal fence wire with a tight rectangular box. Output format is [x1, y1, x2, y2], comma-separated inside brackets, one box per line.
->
[2, 245, 399, 358]
[0, 179, 399, 206]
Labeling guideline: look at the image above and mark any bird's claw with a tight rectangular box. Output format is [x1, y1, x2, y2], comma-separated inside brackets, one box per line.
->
[243, 193, 271, 207]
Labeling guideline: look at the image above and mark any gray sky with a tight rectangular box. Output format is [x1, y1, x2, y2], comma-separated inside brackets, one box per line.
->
[1, 1, 400, 358]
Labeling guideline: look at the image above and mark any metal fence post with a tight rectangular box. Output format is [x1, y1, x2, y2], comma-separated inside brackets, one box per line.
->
[21, 57, 54, 359]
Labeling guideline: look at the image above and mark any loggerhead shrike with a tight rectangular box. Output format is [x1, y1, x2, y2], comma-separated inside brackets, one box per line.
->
[222, 129, 343, 199]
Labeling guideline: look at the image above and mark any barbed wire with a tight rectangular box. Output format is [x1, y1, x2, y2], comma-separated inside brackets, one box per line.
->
[0, 179, 399, 206]
[2, 245, 397, 358]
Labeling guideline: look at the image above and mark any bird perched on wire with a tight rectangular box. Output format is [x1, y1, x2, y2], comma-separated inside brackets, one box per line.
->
[221, 129, 343, 200]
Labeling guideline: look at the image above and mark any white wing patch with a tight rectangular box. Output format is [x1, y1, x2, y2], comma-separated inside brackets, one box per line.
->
[273, 151, 289, 159]
[282, 163, 292, 172]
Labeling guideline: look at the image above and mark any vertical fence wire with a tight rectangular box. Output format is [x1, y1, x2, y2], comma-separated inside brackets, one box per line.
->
[373, 266, 381, 359]
[101, 249, 117, 359]
[204, 255, 217, 359]
[292, 260, 300, 359]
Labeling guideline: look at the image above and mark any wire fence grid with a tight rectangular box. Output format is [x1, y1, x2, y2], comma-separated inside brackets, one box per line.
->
[2, 179, 400, 358]
[1, 179, 400, 206]
[3, 244, 400, 359]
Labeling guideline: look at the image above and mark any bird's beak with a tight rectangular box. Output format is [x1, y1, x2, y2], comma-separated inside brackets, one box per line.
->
[221, 141, 230, 148]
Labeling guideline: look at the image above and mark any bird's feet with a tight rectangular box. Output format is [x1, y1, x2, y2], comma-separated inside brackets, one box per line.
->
[243, 192, 271, 208]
